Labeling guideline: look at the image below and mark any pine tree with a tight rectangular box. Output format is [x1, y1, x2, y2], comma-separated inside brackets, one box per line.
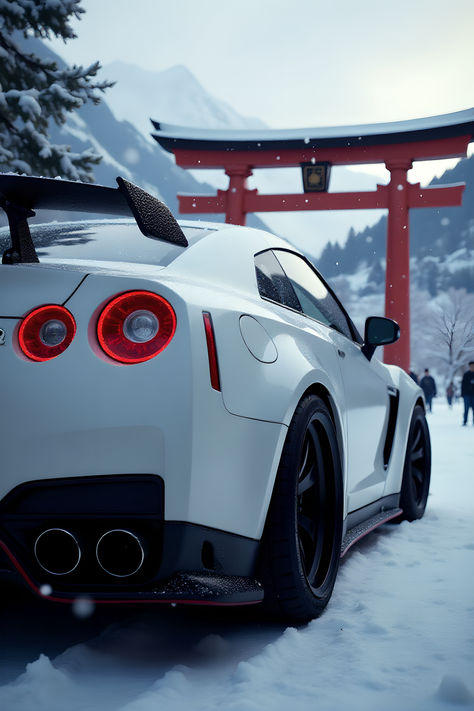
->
[368, 259, 385, 286]
[0, 0, 112, 181]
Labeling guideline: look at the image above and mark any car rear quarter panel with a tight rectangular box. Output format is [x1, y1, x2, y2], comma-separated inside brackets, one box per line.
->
[214, 298, 345, 428]
[167, 224, 345, 429]
[168, 231, 350, 521]
[154, 275, 290, 539]
[201, 291, 349, 519]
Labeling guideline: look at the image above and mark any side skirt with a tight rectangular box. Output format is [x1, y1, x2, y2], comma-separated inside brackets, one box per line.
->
[341, 495, 402, 557]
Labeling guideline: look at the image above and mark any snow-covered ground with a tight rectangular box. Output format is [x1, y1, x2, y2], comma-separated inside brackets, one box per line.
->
[0, 401, 473, 711]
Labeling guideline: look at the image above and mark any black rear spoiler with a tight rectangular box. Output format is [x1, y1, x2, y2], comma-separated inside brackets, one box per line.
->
[0, 174, 188, 264]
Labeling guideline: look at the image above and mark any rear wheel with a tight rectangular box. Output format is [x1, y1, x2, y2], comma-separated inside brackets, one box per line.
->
[260, 395, 343, 623]
[398, 405, 431, 521]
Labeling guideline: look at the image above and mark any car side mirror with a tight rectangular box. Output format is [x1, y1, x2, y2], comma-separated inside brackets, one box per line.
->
[362, 316, 400, 361]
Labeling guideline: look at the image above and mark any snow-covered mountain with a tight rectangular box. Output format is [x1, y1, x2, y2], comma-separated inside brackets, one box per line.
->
[10, 37, 266, 230]
[100, 60, 386, 256]
[103, 62, 266, 136]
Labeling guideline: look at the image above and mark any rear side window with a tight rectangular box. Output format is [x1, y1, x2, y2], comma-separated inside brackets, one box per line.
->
[254, 250, 301, 311]
[273, 250, 354, 340]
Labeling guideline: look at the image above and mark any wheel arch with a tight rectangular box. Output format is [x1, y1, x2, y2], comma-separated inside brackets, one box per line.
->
[297, 382, 345, 479]
[261, 381, 346, 538]
[415, 396, 426, 413]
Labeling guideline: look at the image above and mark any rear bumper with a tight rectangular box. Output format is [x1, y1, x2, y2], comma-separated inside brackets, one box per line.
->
[0, 536, 263, 606]
[0, 474, 262, 605]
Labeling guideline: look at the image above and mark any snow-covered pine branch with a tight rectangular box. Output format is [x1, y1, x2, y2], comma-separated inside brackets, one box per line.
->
[0, 0, 113, 181]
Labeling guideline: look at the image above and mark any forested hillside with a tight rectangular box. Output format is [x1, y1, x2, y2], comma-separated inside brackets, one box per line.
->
[317, 155, 474, 295]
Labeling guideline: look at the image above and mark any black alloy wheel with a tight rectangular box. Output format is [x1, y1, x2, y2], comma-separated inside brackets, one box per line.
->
[398, 405, 431, 521]
[260, 395, 343, 623]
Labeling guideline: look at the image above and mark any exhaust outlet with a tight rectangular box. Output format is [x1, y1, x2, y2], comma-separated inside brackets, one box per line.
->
[34, 528, 81, 576]
[96, 529, 144, 578]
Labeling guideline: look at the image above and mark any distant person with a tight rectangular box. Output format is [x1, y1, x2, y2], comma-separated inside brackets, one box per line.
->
[409, 370, 419, 384]
[461, 361, 474, 426]
[446, 382, 454, 408]
[420, 368, 437, 412]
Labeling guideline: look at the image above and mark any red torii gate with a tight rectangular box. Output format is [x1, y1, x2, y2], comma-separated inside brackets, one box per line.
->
[152, 109, 474, 372]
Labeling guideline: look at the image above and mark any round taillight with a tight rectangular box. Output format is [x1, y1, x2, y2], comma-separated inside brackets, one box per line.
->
[97, 291, 176, 364]
[19, 305, 76, 361]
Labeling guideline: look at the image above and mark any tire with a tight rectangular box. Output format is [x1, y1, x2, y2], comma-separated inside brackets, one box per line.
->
[259, 395, 343, 623]
[398, 405, 431, 521]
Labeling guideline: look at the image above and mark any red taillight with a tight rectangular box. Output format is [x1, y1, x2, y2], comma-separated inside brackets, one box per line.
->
[203, 311, 221, 391]
[19, 305, 76, 362]
[97, 291, 176, 364]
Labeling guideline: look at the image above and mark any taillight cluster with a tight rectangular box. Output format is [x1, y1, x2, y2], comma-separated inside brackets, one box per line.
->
[19, 305, 76, 362]
[18, 291, 176, 364]
[97, 291, 176, 364]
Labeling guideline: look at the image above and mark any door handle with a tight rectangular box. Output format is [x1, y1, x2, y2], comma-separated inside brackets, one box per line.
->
[338, 349, 346, 358]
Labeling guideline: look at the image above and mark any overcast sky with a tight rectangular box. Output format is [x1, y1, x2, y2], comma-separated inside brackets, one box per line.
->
[50, 0, 473, 129]
[48, 0, 473, 190]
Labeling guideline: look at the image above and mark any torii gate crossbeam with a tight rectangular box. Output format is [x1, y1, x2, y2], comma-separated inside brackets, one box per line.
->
[152, 109, 474, 372]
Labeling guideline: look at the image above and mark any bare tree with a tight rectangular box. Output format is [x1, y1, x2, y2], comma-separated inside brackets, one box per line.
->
[431, 288, 474, 385]
[409, 286, 434, 377]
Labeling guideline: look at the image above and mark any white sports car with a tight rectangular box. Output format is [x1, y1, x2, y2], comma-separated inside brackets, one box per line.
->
[0, 174, 431, 622]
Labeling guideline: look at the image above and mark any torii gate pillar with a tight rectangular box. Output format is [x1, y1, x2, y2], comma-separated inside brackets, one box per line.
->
[385, 159, 412, 369]
[225, 167, 252, 225]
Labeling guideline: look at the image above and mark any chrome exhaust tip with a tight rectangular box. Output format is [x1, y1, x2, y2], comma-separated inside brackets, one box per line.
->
[96, 529, 144, 578]
[34, 528, 81, 576]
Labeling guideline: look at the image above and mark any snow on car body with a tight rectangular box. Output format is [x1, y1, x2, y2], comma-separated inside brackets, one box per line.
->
[0, 175, 431, 621]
